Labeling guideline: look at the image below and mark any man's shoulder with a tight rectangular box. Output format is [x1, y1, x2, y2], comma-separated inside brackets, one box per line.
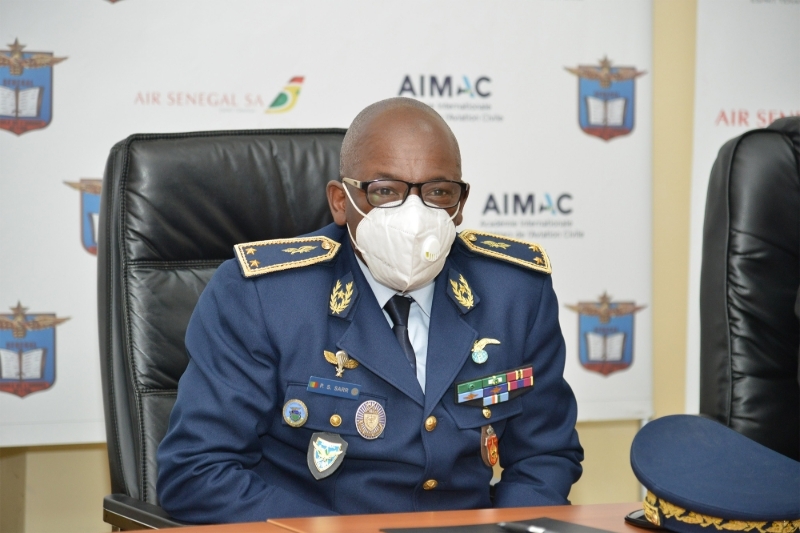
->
[232, 223, 346, 279]
[452, 229, 551, 276]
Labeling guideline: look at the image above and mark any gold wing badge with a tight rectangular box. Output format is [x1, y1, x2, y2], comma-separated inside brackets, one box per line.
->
[0, 39, 67, 76]
[283, 245, 317, 255]
[324, 350, 359, 377]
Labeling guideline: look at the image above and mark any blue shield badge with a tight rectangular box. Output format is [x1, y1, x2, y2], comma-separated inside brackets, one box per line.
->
[566, 293, 645, 376]
[0, 302, 69, 397]
[0, 39, 67, 136]
[565, 56, 645, 141]
[65, 180, 102, 255]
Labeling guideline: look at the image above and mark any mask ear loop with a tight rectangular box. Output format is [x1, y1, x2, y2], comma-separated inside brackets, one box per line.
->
[342, 184, 368, 254]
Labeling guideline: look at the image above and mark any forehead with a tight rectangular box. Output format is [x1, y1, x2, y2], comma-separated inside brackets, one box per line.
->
[351, 109, 461, 181]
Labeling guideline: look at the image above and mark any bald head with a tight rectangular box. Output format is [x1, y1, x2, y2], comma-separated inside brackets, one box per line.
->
[340, 97, 461, 179]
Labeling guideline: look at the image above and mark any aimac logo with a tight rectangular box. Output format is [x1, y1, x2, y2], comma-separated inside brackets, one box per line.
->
[65, 179, 102, 255]
[0, 39, 67, 135]
[0, 302, 69, 398]
[266, 76, 304, 114]
[482, 192, 572, 216]
[398, 75, 491, 98]
[566, 292, 645, 376]
[565, 56, 645, 141]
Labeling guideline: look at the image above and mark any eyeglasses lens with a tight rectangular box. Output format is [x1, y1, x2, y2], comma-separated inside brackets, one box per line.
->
[366, 180, 462, 208]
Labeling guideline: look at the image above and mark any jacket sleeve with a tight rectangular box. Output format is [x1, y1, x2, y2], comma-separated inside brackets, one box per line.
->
[156, 261, 336, 523]
[493, 275, 584, 507]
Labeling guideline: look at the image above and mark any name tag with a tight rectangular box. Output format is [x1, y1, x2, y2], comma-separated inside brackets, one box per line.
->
[307, 376, 361, 400]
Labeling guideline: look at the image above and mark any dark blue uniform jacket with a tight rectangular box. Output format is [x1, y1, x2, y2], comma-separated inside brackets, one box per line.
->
[157, 223, 583, 523]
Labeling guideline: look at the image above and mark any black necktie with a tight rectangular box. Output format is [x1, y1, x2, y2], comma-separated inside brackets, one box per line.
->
[384, 295, 416, 372]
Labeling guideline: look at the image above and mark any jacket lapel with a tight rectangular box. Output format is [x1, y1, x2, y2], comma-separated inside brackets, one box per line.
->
[423, 260, 479, 417]
[332, 239, 425, 407]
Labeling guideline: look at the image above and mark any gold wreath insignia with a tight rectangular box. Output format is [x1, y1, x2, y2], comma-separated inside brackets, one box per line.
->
[482, 240, 510, 249]
[329, 280, 354, 315]
[449, 274, 474, 309]
[283, 245, 317, 255]
[324, 350, 359, 377]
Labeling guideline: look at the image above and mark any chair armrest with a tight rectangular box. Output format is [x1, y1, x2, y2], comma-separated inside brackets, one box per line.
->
[103, 494, 187, 530]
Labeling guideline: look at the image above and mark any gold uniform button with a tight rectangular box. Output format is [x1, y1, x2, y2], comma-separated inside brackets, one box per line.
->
[423, 479, 438, 490]
[424, 416, 437, 432]
[482, 408, 491, 419]
[321, 241, 332, 250]
[330, 414, 342, 427]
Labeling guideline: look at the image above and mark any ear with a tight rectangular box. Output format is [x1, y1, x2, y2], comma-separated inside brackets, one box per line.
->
[326, 181, 347, 226]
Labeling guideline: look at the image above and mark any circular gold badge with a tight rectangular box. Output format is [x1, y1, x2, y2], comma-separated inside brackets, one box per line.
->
[355, 400, 386, 440]
[282, 399, 308, 427]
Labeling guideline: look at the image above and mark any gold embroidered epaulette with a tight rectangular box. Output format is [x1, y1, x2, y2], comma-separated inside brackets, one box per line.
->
[457, 230, 551, 274]
[234, 236, 341, 278]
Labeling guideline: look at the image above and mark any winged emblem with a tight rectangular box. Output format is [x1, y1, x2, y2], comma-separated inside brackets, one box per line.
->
[313, 439, 344, 462]
[0, 39, 67, 76]
[324, 350, 359, 377]
[64, 180, 102, 195]
[565, 56, 646, 89]
[565, 292, 646, 324]
[283, 245, 317, 255]
[482, 240, 510, 249]
[472, 338, 501, 352]
[0, 302, 70, 338]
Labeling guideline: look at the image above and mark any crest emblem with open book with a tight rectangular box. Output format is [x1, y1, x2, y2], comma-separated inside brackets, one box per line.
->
[565, 56, 646, 141]
[65, 179, 102, 255]
[0, 302, 69, 397]
[566, 292, 645, 376]
[0, 39, 67, 136]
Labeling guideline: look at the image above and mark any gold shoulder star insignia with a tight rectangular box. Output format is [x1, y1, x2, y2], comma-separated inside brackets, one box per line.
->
[245, 247, 256, 255]
[249, 259, 260, 268]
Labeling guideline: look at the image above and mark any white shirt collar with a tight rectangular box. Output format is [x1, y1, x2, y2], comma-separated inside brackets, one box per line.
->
[355, 256, 434, 318]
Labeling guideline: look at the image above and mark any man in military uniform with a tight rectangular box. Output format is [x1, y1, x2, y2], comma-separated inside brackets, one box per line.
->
[157, 98, 583, 523]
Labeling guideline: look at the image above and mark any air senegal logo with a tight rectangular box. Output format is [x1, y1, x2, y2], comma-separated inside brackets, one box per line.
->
[0, 39, 67, 135]
[265, 76, 304, 113]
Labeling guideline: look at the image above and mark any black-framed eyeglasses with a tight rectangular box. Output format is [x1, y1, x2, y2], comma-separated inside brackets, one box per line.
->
[342, 177, 469, 209]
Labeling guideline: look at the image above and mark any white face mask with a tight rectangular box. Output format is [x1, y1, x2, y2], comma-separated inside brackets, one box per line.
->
[344, 187, 458, 293]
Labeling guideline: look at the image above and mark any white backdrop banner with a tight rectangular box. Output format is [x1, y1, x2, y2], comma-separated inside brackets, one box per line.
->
[685, 0, 800, 413]
[0, 0, 652, 446]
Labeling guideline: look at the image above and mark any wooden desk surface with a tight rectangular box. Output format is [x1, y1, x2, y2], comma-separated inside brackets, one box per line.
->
[173, 502, 642, 533]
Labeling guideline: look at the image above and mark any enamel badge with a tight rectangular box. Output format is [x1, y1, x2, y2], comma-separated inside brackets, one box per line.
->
[307, 432, 348, 480]
[471, 338, 500, 364]
[355, 400, 386, 440]
[481, 424, 499, 467]
[282, 399, 308, 427]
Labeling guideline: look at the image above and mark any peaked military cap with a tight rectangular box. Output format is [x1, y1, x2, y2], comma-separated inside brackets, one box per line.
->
[457, 230, 551, 274]
[630, 415, 800, 532]
[234, 236, 340, 278]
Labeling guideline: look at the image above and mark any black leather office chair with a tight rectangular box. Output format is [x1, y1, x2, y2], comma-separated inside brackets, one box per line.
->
[97, 128, 346, 530]
[700, 117, 800, 461]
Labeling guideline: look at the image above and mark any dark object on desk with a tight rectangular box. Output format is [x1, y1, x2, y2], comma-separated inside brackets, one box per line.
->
[700, 116, 800, 461]
[382, 517, 615, 533]
[630, 414, 800, 532]
[97, 128, 345, 529]
[623, 509, 662, 530]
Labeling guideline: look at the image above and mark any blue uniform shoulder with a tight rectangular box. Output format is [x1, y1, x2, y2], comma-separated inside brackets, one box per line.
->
[455, 229, 551, 274]
[233, 223, 345, 278]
